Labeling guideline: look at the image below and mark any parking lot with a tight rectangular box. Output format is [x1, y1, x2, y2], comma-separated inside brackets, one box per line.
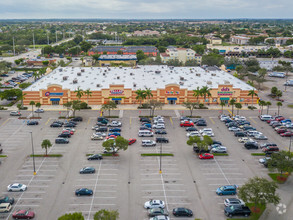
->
[0, 108, 292, 219]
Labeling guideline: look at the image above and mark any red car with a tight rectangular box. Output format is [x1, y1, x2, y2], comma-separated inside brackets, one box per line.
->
[128, 138, 136, 145]
[13, 210, 35, 219]
[180, 121, 194, 127]
[199, 153, 214, 159]
[281, 132, 293, 137]
[106, 135, 117, 140]
[275, 116, 285, 121]
[276, 129, 287, 134]
[62, 130, 74, 135]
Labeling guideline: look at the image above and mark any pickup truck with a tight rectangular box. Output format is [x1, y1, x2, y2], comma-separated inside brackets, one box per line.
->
[224, 205, 251, 217]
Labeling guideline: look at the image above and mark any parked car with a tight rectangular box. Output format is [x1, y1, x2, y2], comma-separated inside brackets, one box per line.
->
[238, 137, 253, 143]
[216, 185, 238, 195]
[234, 132, 247, 137]
[96, 127, 108, 132]
[64, 123, 76, 127]
[211, 146, 227, 153]
[142, 140, 156, 147]
[7, 183, 27, 192]
[71, 116, 83, 121]
[280, 131, 293, 137]
[108, 121, 122, 127]
[254, 134, 268, 140]
[186, 131, 200, 137]
[155, 130, 167, 134]
[180, 121, 194, 127]
[10, 111, 21, 116]
[193, 145, 211, 154]
[244, 141, 258, 149]
[224, 198, 245, 207]
[108, 132, 121, 137]
[128, 138, 136, 145]
[144, 199, 165, 209]
[148, 208, 168, 217]
[262, 146, 279, 153]
[260, 143, 277, 149]
[153, 124, 165, 129]
[80, 167, 95, 174]
[149, 216, 170, 220]
[224, 205, 251, 218]
[140, 118, 151, 123]
[27, 121, 39, 125]
[55, 138, 69, 144]
[196, 121, 207, 126]
[58, 133, 71, 138]
[0, 196, 14, 205]
[172, 208, 193, 217]
[185, 127, 197, 132]
[50, 122, 63, 127]
[12, 210, 35, 219]
[109, 128, 121, 132]
[156, 137, 169, 143]
[75, 188, 93, 196]
[91, 135, 103, 140]
[87, 154, 103, 160]
[34, 108, 44, 113]
[228, 127, 241, 132]
[199, 153, 214, 159]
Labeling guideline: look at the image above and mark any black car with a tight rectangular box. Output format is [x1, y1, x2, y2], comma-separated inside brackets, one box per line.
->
[260, 143, 277, 149]
[0, 196, 14, 205]
[193, 145, 211, 153]
[186, 127, 197, 131]
[71, 117, 83, 122]
[196, 121, 207, 126]
[96, 127, 108, 132]
[50, 122, 63, 127]
[140, 126, 152, 131]
[75, 188, 93, 196]
[64, 123, 76, 127]
[58, 133, 71, 138]
[173, 208, 193, 217]
[234, 132, 247, 137]
[212, 140, 222, 145]
[27, 121, 39, 125]
[155, 130, 167, 134]
[237, 120, 251, 126]
[98, 117, 109, 122]
[140, 117, 151, 123]
[225, 205, 251, 218]
[244, 142, 259, 149]
[55, 138, 69, 144]
[87, 154, 103, 160]
[96, 122, 107, 126]
[156, 137, 169, 143]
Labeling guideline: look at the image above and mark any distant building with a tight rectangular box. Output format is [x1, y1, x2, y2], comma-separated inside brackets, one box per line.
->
[27, 59, 56, 67]
[98, 55, 137, 67]
[265, 37, 293, 45]
[160, 47, 200, 64]
[88, 46, 158, 56]
[230, 36, 250, 45]
[205, 35, 222, 45]
[133, 30, 160, 37]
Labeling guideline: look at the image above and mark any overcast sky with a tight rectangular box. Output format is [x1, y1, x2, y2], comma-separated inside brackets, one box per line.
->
[0, 0, 292, 19]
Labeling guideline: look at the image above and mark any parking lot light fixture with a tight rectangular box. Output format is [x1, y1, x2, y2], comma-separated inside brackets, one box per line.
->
[159, 134, 162, 174]
[30, 131, 37, 175]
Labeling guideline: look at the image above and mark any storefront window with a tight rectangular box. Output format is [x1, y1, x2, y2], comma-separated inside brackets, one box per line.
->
[240, 98, 244, 102]
[213, 98, 217, 102]
[205, 99, 209, 102]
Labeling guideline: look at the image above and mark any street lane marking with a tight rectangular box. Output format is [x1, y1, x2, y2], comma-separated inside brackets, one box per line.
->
[209, 117, 215, 124]
[170, 117, 173, 125]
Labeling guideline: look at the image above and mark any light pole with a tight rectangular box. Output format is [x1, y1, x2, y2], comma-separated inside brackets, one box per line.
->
[30, 132, 36, 175]
[159, 134, 162, 174]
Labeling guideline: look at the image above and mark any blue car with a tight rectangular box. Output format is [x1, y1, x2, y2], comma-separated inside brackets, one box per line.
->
[75, 188, 93, 196]
[109, 128, 121, 132]
[281, 119, 291, 123]
[144, 123, 152, 128]
[108, 132, 121, 136]
[216, 185, 238, 195]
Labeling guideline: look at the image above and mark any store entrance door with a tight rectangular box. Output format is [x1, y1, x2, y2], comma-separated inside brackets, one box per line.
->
[168, 99, 176, 105]
[220, 97, 230, 104]
[114, 100, 121, 105]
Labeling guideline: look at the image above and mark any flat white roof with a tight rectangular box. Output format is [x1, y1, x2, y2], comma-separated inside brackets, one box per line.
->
[25, 65, 254, 91]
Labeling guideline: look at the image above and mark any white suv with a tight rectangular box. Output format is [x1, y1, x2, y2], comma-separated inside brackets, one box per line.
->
[153, 124, 165, 129]
[142, 140, 156, 146]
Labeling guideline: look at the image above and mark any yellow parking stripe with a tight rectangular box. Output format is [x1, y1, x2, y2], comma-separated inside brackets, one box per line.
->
[209, 117, 215, 124]
[45, 118, 52, 125]
[249, 117, 257, 124]
[129, 117, 132, 125]
[1, 118, 10, 126]
[227, 109, 233, 116]
[170, 117, 173, 125]
[87, 118, 91, 124]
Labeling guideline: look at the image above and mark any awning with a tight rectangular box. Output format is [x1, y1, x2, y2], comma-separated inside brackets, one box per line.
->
[167, 98, 177, 100]
[220, 97, 230, 101]
[50, 98, 60, 101]
[112, 98, 122, 101]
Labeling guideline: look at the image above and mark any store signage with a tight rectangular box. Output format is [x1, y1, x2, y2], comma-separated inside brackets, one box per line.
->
[110, 89, 124, 95]
[165, 91, 179, 95]
[218, 87, 233, 96]
[45, 92, 63, 96]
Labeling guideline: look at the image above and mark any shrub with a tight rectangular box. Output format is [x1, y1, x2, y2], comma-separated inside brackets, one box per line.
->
[248, 106, 257, 110]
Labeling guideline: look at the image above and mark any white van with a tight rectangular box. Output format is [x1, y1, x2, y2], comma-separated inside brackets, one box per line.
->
[0, 203, 11, 213]
[142, 140, 156, 146]
[259, 115, 272, 121]
[138, 130, 154, 137]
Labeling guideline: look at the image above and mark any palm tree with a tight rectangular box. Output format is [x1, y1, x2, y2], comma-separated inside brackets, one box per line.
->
[200, 86, 211, 104]
[220, 101, 225, 114]
[63, 101, 72, 118]
[277, 102, 282, 116]
[33, 72, 39, 81]
[266, 101, 271, 115]
[84, 89, 92, 104]
[248, 89, 258, 107]
[229, 99, 236, 116]
[145, 88, 153, 101]
[193, 86, 202, 104]
[235, 103, 242, 115]
[258, 100, 266, 115]
[135, 89, 147, 106]
[29, 101, 35, 117]
[74, 87, 84, 100]
[41, 139, 52, 156]
[35, 102, 41, 117]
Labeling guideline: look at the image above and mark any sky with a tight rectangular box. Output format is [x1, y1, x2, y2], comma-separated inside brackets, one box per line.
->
[0, 0, 292, 19]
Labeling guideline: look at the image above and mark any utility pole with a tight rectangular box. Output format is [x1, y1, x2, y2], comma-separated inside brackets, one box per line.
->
[56, 31, 58, 43]
[30, 132, 37, 175]
[12, 36, 15, 56]
[63, 29, 65, 40]
[32, 32, 35, 50]
[47, 31, 49, 45]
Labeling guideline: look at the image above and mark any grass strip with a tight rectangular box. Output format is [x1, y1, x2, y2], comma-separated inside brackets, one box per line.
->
[268, 173, 290, 184]
[141, 153, 174, 156]
[227, 203, 266, 220]
[287, 104, 293, 108]
[30, 154, 63, 157]
[86, 153, 118, 156]
[251, 153, 266, 156]
[0, 155, 8, 157]
[213, 153, 229, 156]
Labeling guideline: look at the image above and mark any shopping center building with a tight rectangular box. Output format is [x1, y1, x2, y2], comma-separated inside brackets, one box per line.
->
[23, 66, 256, 106]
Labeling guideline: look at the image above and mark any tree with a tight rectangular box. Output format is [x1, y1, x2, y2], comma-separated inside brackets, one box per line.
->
[72, 100, 82, 117]
[248, 90, 258, 107]
[58, 212, 84, 220]
[258, 100, 266, 115]
[35, 102, 41, 117]
[94, 209, 119, 220]
[201, 53, 224, 67]
[19, 82, 32, 89]
[58, 60, 66, 67]
[277, 101, 282, 116]
[200, 86, 211, 103]
[79, 41, 92, 52]
[136, 50, 147, 62]
[41, 139, 52, 156]
[186, 135, 211, 154]
[84, 89, 92, 104]
[63, 101, 72, 118]
[271, 87, 278, 96]
[275, 90, 283, 100]
[74, 87, 84, 100]
[102, 136, 128, 155]
[42, 60, 49, 66]
[14, 59, 21, 65]
[145, 88, 153, 101]
[33, 72, 39, 81]
[193, 86, 202, 104]
[235, 103, 242, 115]
[29, 101, 35, 117]
[73, 35, 83, 44]
[182, 101, 197, 117]
[229, 99, 236, 116]
[238, 177, 280, 211]
[101, 101, 117, 117]
[268, 151, 293, 176]
[135, 89, 147, 106]
[116, 50, 123, 55]
[258, 68, 267, 79]
[266, 101, 271, 115]
[148, 100, 164, 117]
[220, 101, 225, 114]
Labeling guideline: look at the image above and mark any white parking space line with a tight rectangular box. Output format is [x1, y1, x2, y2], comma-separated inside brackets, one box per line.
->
[142, 189, 186, 192]
[18, 198, 43, 200]
[69, 203, 116, 206]
[14, 204, 40, 207]
[142, 184, 183, 186]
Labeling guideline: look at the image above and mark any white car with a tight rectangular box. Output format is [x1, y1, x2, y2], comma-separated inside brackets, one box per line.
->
[224, 198, 245, 207]
[103, 147, 118, 154]
[202, 131, 214, 137]
[91, 135, 103, 140]
[254, 134, 268, 140]
[186, 131, 200, 137]
[144, 199, 165, 209]
[142, 140, 156, 146]
[63, 128, 75, 132]
[150, 216, 170, 220]
[92, 125, 100, 130]
[10, 111, 21, 116]
[153, 124, 165, 129]
[199, 128, 213, 134]
[211, 146, 227, 153]
[7, 183, 27, 192]
[108, 121, 122, 127]
[93, 132, 107, 137]
[228, 127, 241, 132]
[238, 137, 253, 143]
[154, 119, 165, 124]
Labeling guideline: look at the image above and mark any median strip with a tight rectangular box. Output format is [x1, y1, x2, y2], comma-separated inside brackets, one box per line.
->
[251, 153, 266, 156]
[141, 153, 174, 157]
[30, 154, 63, 157]
[213, 153, 229, 156]
[0, 155, 8, 157]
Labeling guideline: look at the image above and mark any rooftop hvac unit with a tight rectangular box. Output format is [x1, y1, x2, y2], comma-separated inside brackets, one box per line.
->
[63, 76, 68, 80]
[59, 68, 63, 72]
[133, 83, 137, 87]
[211, 73, 216, 76]
[155, 71, 161, 74]
[196, 73, 201, 76]
[81, 69, 85, 72]
[117, 76, 120, 79]
[77, 72, 81, 76]
[180, 76, 184, 80]
[224, 80, 230, 84]
[96, 84, 101, 87]
[179, 82, 184, 85]
[73, 79, 78, 84]
[207, 81, 212, 85]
